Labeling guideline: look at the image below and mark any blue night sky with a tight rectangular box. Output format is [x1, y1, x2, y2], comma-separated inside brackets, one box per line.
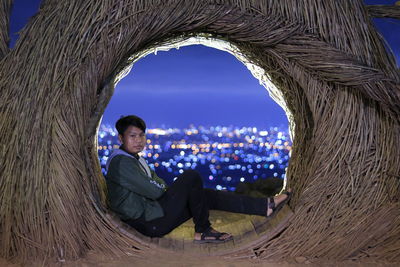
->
[10, 0, 400, 129]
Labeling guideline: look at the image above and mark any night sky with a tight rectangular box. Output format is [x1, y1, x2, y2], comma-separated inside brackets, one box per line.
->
[9, 0, 400, 129]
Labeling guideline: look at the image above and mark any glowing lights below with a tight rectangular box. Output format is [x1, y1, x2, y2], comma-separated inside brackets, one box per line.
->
[97, 124, 291, 191]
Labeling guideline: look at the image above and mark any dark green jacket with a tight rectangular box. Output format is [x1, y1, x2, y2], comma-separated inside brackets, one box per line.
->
[106, 149, 167, 221]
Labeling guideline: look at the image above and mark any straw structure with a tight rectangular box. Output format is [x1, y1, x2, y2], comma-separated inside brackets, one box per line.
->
[0, 0, 399, 264]
[367, 5, 400, 19]
[0, 0, 12, 59]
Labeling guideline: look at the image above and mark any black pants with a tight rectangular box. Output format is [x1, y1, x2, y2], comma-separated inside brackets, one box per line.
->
[124, 170, 266, 237]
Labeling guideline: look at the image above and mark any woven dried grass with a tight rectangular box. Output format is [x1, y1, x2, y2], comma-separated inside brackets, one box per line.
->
[0, 0, 399, 264]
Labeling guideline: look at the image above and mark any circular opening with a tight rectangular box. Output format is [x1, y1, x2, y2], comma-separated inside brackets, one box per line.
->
[97, 35, 294, 252]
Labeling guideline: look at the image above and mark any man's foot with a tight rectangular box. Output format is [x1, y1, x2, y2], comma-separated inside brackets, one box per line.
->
[194, 227, 233, 244]
[266, 189, 292, 217]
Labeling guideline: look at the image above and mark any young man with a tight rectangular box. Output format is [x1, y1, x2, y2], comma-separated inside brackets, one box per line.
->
[106, 115, 290, 243]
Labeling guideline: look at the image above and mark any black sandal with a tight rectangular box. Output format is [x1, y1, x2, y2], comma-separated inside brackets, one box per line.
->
[193, 227, 233, 244]
[266, 191, 291, 217]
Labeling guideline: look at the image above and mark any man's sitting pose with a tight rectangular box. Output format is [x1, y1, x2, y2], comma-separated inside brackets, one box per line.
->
[106, 115, 291, 243]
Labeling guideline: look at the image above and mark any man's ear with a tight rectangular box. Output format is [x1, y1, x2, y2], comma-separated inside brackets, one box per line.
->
[118, 134, 123, 144]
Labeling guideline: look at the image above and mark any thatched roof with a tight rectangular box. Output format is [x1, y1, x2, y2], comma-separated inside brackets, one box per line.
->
[0, 0, 399, 264]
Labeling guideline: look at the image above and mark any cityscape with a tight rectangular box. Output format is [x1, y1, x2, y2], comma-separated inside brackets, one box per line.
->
[98, 124, 292, 191]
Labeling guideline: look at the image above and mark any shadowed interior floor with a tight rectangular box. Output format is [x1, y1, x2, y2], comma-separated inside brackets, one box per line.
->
[107, 204, 293, 256]
[165, 210, 267, 240]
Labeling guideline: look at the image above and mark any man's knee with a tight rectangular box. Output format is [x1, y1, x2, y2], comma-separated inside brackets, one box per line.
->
[182, 170, 202, 182]
[182, 169, 200, 177]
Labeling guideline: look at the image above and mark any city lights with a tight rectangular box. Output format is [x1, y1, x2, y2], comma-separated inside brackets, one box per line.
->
[98, 124, 291, 191]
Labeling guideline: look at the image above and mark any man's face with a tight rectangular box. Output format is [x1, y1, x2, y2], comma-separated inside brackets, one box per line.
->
[119, 125, 146, 154]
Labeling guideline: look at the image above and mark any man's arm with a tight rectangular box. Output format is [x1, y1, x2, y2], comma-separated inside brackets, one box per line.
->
[151, 170, 168, 189]
[110, 156, 165, 200]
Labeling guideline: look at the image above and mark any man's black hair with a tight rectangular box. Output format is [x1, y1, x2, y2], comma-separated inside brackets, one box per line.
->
[115, 115, 146, 135]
